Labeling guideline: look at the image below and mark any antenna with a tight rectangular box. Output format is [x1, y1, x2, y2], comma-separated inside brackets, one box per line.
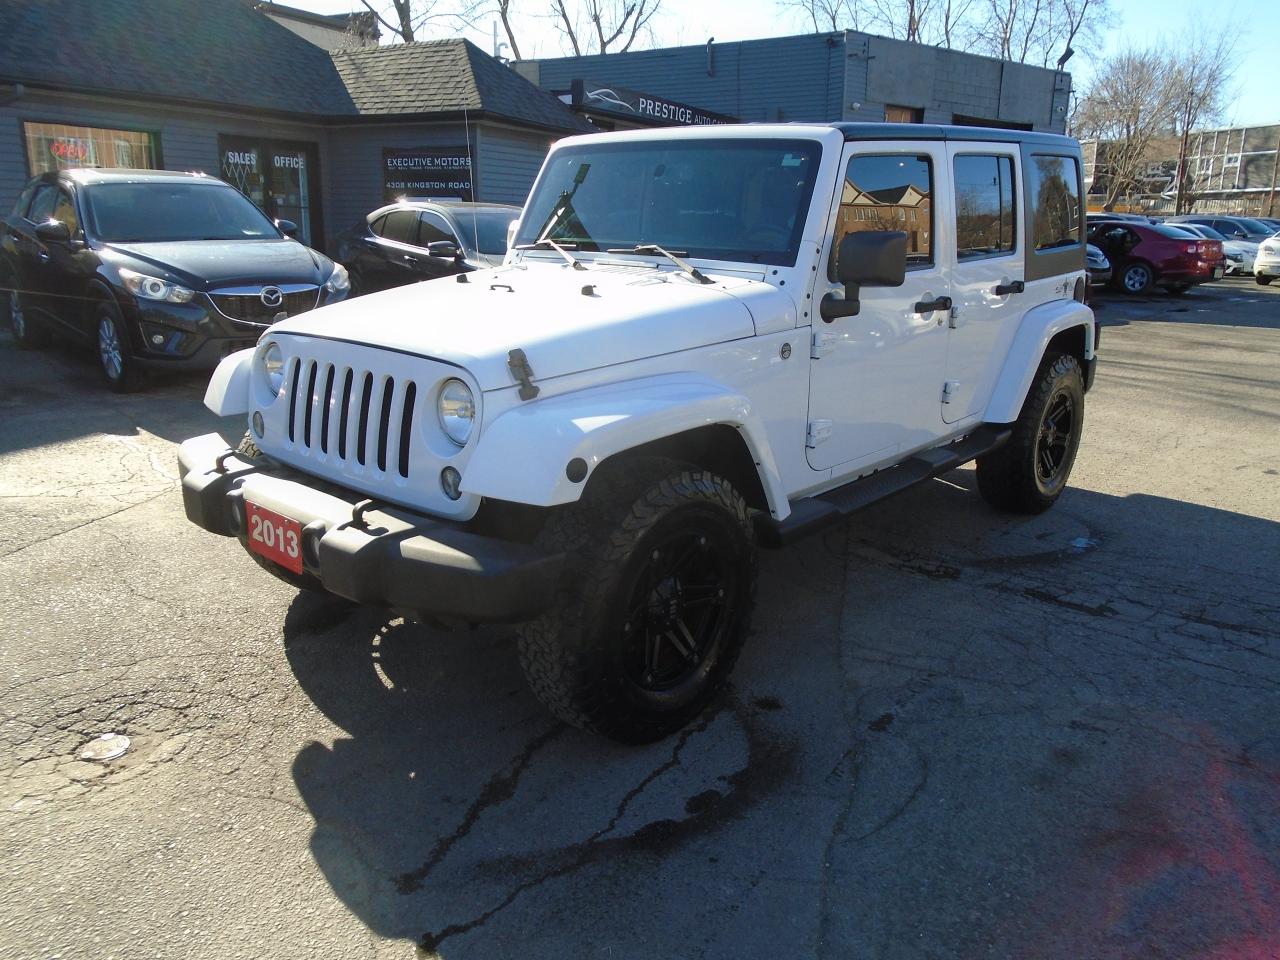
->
[463, 107, 479, 261]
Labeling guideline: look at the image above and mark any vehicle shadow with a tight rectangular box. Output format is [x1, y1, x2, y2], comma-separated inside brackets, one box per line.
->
[0, 330, 239, 456]
[282, 474, 1280, 958]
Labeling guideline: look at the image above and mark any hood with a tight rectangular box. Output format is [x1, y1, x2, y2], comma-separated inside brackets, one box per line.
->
[101, 238, 327, 289]
[271, 263, 765, 391]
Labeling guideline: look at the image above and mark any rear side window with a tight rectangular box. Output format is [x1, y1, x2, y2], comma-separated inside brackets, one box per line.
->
[1029, 154, 1081, 252]
[954, 154, 1016, 260]
[379, 209, 418, 244]
[836, 153, 934, 271]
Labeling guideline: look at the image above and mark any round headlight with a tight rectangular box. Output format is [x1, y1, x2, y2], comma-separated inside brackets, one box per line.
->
[262, 342, 285, 394]
[437, 378, 475, 446]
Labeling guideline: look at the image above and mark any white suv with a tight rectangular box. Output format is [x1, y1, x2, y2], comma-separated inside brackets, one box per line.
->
[180, 123, 1097, 742]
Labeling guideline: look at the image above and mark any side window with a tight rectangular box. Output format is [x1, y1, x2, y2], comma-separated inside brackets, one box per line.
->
[369, 213, 388, 236]
[1029, 154, 1082, 252]
[379, 209, 418, 244]
[27, 184, 58, 223]
[13, 183, 37, 219]
[417, 212, 457, 247]
[954, 154, 1016, 260]
[834, 153, 933, 275]
[51, 188, 80, 234]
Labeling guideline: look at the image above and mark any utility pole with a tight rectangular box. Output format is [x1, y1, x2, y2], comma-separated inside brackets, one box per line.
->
[1174, 116, 1192, 215]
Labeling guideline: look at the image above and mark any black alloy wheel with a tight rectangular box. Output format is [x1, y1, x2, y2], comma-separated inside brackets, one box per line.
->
[619, 524, 737, 698]
[1034, 392, 1075, 493]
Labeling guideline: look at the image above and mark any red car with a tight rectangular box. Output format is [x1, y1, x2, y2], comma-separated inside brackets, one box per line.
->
[1087, 220, 1225, 295]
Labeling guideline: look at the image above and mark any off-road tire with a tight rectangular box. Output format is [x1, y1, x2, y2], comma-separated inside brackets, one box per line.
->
[976, 353, 1084, 515]
[516, 457, 757, 744]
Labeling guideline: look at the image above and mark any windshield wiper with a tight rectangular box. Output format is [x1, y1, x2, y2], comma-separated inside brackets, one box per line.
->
[605, 244, 713, 284]
[515, 238, 586, 271]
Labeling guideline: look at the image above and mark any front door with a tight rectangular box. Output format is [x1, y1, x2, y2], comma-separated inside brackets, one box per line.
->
[943, 144, 1024, 423]
[219, 136, 323, 249]
[806, 142, 951, 473]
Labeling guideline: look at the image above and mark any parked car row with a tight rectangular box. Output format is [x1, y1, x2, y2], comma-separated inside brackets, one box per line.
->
[0, 168, 521, 390]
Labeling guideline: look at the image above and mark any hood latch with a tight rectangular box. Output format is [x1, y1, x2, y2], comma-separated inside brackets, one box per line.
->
[508, 348, 540, 401]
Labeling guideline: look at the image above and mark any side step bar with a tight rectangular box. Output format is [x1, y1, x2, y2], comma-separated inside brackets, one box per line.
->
[756, 424, 1012, 548]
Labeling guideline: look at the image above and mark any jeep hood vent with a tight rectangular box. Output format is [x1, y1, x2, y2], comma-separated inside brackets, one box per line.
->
[271, 267, 759, 392]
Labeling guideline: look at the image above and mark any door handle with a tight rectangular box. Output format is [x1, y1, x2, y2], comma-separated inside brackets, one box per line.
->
[994, 280, 1025, 296]
[913, 295, 952, 314]
[37, 251, 50, 263]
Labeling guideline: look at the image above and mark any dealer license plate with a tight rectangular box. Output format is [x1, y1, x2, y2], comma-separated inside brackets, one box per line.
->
[245, 500, 303, 574]
[1213, 266, 1223, 279]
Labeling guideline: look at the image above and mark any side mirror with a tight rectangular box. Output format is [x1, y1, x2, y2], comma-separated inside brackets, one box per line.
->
[427, 240, 461, 259]
[275, 219, 298, 238]
[822, 230, 907, 321]
[35, 219, 72, 244]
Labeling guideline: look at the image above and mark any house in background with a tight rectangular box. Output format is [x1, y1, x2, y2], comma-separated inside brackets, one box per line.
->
[250, 0, 380, 51]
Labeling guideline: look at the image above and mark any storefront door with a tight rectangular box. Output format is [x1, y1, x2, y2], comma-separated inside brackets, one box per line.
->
[218, 136, 323, 249]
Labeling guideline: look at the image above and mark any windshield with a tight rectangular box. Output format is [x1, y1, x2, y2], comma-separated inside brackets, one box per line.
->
[85, 182, 280, 242]
[516, 139, 823, 266]
[452, 209, 517, 256]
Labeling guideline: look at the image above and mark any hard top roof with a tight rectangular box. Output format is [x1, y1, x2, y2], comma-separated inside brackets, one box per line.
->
[828, 122, 1078, 149]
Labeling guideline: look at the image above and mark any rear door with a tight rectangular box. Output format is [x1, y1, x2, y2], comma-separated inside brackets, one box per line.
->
[943, 144, 1023, 423]
[369, 208, 422, 289]
[806, 141, 952, 473]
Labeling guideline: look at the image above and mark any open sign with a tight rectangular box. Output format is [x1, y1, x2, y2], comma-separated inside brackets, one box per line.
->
[50, 139, 90, 163]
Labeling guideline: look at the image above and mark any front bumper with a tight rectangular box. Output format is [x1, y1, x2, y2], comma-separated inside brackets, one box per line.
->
[178, 434, 562, 623]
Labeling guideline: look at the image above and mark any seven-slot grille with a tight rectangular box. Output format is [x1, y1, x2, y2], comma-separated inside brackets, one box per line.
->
[211, 287, 320, 326]
[286, 358, 419, 479]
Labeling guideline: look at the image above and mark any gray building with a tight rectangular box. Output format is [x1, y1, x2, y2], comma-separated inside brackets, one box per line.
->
[515, 31, 1070, 133]
[0, 0, 590, 252]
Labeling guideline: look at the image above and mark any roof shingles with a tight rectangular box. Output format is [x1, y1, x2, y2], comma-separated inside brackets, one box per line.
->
[0, 0, 589, 132]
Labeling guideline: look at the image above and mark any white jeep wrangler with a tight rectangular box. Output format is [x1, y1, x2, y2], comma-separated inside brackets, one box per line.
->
[180, 123, 1096, 743]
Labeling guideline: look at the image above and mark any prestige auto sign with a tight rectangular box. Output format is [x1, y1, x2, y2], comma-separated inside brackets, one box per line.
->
[570, 79, 736, 126]
[383, 147, 473, 201]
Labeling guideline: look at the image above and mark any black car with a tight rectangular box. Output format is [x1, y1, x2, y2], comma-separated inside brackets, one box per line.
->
[1, 168, 349, 391]
[1165, 215, 1272, 243]
[1086, 243, 1112, 285]
[336, 200, 520, 295]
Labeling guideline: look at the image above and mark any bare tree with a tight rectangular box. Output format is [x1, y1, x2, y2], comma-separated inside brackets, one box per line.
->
[865, 0, 935, 42]
[494, 0, 522, 59]
[1167, 30, 1236, 212]
[550, 0, 662, 56]
[937, 0, 975, 47]
[778, 0, 863, 32]
[355, 0, 480, 43]
[1073, 48, 1179, 208]
[968, 0, 1108, 66]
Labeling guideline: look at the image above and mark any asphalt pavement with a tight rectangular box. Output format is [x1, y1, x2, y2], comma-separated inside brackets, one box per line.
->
[2, 278, 1278, 960]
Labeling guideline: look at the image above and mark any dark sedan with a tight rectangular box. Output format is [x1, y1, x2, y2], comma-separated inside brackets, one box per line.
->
[336, 200, 519, 295]
[1, 168, 348, 391]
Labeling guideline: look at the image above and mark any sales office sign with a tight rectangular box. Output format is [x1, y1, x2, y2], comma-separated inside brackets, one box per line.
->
[570, 79, 736, 126]
[383, 147, 473, 202]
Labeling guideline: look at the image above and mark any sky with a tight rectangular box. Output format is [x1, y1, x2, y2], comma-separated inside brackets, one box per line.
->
[288, 0, 1278, 128]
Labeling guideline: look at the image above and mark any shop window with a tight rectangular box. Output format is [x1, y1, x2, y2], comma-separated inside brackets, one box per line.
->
[835, 154, 933, 270]
[1029, 154, 1082, 251]
[954, 154, 1016, 260]
[23, 122, 156, 175]
[885, 105, 924, 124]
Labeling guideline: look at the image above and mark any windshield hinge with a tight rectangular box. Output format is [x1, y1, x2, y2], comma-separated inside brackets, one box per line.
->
[508, 348, 540, 401]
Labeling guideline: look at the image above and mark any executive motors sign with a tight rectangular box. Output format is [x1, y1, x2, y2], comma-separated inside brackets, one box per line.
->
[383, 146, 473, 201]
[570, 80, 736, 127]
